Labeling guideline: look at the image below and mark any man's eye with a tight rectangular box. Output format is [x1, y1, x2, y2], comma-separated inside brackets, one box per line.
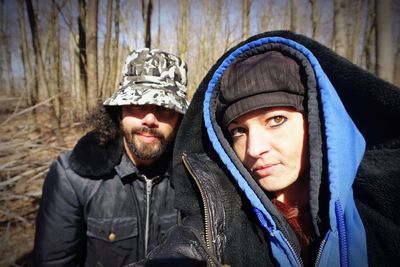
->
[269, 116, 287, 127]
[157, 106, 173, 114]
[230, 127, 246, 138]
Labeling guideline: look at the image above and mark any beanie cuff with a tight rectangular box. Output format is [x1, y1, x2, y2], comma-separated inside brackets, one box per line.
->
[223, 91, 304, 128]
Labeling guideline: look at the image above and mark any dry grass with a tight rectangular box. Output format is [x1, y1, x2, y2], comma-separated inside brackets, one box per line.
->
[0, 98, 84, 267]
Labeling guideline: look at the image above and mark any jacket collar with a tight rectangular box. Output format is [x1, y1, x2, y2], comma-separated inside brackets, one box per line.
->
[69, 131, 124, 178]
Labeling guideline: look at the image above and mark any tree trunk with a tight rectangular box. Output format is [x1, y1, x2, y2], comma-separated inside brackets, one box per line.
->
[376, 0, 394, 82]
[0, 0, 4, 93]
[395, 41, 400, 86]
[178, 0, 189, 62]
[333, 0, 348, 58]
[309, 0, 319, 38]
[142, 0, 153, 48]
[85, 0, 99, 112]
[50, 1, 62, 125]
[211, 0, 222, 62]
[363, 0, 375, 73]
[110, 0, 120, 94]
[155, 0, 161, 48]
[241, 0, 251, 40]
[259, 0, 271, 32]
[1, 0, 16, 96]
[290, 0, 297, 33]
[78, 0, 88, 116]
[17, 0, 34, 105]
[25, 0, 43, 107]
[100, 0, 113, 98]
[349, 0, 363, 64]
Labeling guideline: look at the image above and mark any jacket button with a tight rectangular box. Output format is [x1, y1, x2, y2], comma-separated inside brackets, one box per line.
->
[108, 232, 116, 241]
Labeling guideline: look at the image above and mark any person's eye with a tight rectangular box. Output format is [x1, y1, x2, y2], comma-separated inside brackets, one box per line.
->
[268, 115, 287, 127]
[157, 106, 173, 114]
[230, 127, 246, 138]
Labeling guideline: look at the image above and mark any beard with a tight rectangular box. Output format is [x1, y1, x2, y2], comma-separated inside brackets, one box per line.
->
[122, 126, 173, 161]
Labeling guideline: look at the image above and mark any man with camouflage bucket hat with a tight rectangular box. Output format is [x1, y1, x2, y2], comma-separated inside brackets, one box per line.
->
[33, 48, 189, 267]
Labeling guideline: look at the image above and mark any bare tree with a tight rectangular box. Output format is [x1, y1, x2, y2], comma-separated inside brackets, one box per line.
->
[309, 0, 319, 38]
[395, 40, 400, 86]
[290, 0, 298, 33]
[241, 0, 251, 40]
[349, 0, 364, 64]
[110, 0, 120, 92]
[376, 0, 394, 82]
[155, 0, 161, 48]
[333, 0, 348, 58]
[1, 0, 16, 96]
[17, 0, 34, 105]
[26, 0, 47, 107]
[211, 0, 223, 61]
[363, 0, 376, 73]
[86, 0, 99, 112]
[78, 0, 88, 116]
[259, 0, 273, 32]
[178, 0, 189, 62]
[49, 0, 63, 126]
[395, 0, 400, 86]
[100, 0, 113, 98]
[0, 0, 4, 93]
[142, 0, 153, 48]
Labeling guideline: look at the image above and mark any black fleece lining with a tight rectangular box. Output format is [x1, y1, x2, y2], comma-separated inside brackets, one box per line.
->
[69, 131, 124, 178]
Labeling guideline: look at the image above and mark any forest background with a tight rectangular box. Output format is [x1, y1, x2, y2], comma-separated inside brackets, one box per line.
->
[0, 0, 399, 266]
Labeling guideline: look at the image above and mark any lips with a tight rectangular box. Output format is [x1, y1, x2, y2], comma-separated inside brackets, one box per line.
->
[251, 163, 279, 178]
[136, 132, 161, 143]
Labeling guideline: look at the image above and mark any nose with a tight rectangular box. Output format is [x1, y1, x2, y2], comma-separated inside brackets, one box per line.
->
[246, 129, 271, 158]
[142, 112, 159, 127]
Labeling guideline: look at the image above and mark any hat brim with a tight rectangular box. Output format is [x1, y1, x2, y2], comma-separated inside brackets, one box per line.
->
[103, 84, 189, 114]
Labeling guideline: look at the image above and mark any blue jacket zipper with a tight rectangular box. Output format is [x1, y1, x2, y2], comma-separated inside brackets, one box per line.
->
[335, 200, 348, 267]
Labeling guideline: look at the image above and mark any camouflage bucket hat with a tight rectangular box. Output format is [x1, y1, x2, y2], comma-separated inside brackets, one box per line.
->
[103, 48, 189, 114]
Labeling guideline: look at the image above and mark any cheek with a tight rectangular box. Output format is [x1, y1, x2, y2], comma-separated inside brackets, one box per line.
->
[289, 126, 307, 172]
[233, 141, 246, 162]
[121, 117, 138, 129]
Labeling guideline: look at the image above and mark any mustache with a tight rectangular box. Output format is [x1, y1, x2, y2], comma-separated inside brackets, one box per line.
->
[132, 126, 163, 138]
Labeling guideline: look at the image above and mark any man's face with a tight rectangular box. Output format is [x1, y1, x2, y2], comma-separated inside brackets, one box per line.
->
[121, 104, 180, 166]
[227, 107, 308, 194]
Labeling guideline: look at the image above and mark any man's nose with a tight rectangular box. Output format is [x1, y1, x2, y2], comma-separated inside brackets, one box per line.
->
[142, 112, 159, 127]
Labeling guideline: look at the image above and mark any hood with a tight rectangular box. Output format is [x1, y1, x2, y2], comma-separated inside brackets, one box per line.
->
[172, 30, 400, 267]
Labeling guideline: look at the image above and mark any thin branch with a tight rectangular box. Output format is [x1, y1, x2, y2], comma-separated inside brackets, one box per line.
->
[0, 165, 48, 189]
[1, 94, 62, 126]
[0, 209, 29, 224]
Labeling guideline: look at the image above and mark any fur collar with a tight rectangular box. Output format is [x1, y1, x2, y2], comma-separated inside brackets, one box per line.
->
[69, 131, 124, 178]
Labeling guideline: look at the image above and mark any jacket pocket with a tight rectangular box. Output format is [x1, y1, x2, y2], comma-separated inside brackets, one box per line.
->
[86, 216, 139, 266]
[86, 216, 138, 242]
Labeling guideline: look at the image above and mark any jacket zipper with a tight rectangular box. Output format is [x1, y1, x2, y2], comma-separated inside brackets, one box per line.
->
[143, 175, 153, 257]
[256, 208, 303, 266]
[182, 153, 215, 267]
[335, 200, 348, 267]
[314, 237, 327, 267]
[284, 235, 303, 267]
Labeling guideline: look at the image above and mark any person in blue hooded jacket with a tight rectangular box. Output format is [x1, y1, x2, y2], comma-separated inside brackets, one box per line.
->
[136, 31, 400, 267]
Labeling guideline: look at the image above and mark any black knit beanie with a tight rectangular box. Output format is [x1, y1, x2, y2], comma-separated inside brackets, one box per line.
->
[217, 51, 306, 129]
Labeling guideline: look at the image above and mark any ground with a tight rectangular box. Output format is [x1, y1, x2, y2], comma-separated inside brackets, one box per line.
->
[0, 98, 84, 267]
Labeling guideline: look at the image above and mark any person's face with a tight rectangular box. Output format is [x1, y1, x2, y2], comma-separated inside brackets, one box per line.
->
[227, 107, 308, 193]
[121, 104, 180, 166]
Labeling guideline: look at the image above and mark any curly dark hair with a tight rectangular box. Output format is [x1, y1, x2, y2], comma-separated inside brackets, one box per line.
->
[85, 103, 121, 144]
